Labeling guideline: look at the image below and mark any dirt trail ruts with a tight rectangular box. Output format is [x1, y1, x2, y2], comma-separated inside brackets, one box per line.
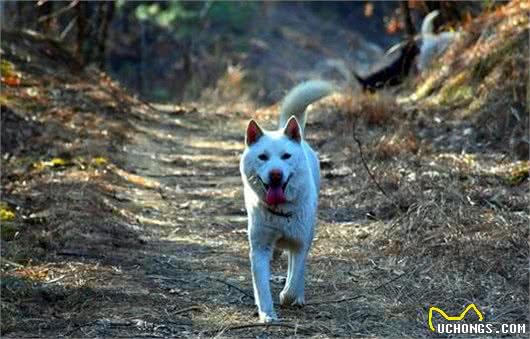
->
[3, 97, 528, 338]
[42, 104, 368, 338]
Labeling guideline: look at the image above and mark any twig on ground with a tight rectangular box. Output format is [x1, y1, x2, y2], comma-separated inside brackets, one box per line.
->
[62, 320, 98, 337]
[144, 173, 191, 178]
[155, 257, 254, 301]
[353, 131, 401, 211]
[147, 274, 189, 284]
[373, 268, 415, 291]
[45, 275, 66, 284]
[63, 318, 138, 337]
[207, 277, 254, 301]
[56, 251, 104, 259]
[306, 293, 365, 306]
[1, 259, 24, 268]
[215, 322, 313, 336]
[170, 305, 202, 315]
[308, 266, 419, 305]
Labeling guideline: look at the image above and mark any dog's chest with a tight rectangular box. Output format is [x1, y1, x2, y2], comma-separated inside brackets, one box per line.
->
[256, 206, 299, 229]
[251, 203, 313, 243]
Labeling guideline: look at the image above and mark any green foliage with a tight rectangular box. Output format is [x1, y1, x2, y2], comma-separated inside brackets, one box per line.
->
[133, 1, 257, 36]
[135, 1, 198, 27]
[1, 60, 15, 77]
[0, 202, 16, 222]
[116, 0, 126, 9]
[508, 162, 529, 185]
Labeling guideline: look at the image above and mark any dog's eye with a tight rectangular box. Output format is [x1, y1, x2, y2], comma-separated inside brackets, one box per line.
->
[258, 154, 269, 161]
[281, 153, 291, 160]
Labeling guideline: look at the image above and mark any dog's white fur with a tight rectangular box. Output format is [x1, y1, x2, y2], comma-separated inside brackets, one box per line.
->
[240, 80, 333, 323]
[418, 10, 459, 71]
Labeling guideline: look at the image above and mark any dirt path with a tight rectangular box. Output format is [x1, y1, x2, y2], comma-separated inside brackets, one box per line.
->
[9, 99, 527, 338]
[70, 104, 379, 338]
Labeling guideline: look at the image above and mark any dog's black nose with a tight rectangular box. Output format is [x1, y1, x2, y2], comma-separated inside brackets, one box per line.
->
[269, 169, 283, 186]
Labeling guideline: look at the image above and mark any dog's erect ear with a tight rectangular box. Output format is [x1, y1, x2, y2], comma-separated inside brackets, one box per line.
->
[283, 116, 301, 143]
[246, 120, 263, 146]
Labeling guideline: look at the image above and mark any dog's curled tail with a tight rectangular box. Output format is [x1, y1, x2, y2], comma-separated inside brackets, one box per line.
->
[421, 10, 440, 35]
[279, 80, 334, 133]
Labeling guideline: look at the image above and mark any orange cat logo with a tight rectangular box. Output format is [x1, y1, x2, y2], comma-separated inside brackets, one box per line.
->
[428, 304, 484, 332]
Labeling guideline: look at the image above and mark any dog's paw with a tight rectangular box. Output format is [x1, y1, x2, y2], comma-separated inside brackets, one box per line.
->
[279, 290, 305, 307]
[258, 311, 278, 323]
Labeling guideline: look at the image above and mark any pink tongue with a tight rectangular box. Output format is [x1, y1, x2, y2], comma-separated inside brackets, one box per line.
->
[265, 186, 286, 205]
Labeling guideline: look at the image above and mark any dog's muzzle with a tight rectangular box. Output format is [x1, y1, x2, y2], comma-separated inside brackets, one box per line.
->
[260, 172, 291, 206]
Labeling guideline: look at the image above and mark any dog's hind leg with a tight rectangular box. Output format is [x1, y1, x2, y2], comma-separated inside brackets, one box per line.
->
[250, 246, 277, 322]
[280, 248, 308, 306]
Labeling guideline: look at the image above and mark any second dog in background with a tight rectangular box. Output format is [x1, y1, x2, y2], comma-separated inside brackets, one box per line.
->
[418, 10, 460, 71]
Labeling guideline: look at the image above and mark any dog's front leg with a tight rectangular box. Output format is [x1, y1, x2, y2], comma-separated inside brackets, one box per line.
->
[250, 246, 277, 322]
[280, 248, 308, 306]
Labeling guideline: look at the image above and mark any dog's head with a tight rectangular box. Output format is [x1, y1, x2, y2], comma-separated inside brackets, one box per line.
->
[240, 117, 303, 206]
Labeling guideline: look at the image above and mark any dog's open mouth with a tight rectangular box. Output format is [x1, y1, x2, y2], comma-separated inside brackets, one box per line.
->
[261, 175, 291, 206]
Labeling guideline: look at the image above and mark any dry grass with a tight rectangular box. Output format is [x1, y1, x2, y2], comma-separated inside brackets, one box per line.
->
[401, 0, 528, 161]
[334, 91, 400, 126]
[373, 131, 419, 160]
[307, 3, 529, 336]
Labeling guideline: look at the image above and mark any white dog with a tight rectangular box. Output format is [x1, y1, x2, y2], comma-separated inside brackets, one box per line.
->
[240, 80, 334, 323]
[418, 10, 459, 71]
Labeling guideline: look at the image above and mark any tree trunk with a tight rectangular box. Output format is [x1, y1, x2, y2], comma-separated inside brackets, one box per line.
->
[96, 1, 115, 69]
[76, 1, 87, 65]
[400, 1, 415, 38]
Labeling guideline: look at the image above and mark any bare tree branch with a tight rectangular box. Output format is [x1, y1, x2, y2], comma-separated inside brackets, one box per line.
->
[37, 0, 78, 23]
